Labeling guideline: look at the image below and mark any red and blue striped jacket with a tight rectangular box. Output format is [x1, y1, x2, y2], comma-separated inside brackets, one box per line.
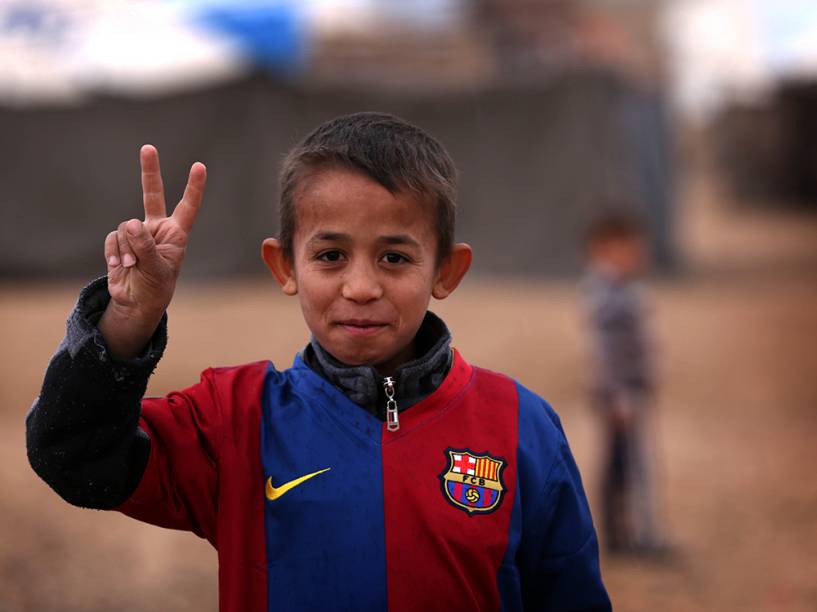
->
[116, 351, 609, 611]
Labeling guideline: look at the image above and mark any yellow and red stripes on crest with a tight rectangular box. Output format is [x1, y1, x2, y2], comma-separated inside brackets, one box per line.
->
[474, 457, 500, 481]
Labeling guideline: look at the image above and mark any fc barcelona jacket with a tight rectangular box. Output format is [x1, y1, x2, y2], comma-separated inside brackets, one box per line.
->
[27, 278, 611, 612]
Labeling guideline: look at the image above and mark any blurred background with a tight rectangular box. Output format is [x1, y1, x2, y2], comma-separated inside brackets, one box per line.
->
[1, 0, 816, 610]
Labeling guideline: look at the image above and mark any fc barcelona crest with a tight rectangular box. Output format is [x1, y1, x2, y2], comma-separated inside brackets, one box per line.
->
[439, 448, 506, 515]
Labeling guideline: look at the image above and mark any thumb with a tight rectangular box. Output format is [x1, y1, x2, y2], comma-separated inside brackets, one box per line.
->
[125, 219, 163, 273]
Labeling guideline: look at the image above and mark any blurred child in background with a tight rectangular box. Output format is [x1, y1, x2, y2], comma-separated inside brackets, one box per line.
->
[582, 212, 668, 556]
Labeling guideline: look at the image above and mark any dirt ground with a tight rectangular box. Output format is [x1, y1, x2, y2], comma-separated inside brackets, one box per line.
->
[1, 170, 816, 611]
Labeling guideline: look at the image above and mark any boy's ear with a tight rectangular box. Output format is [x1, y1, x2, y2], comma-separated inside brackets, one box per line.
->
[261, 238, 298, 295]
[432, 243, 472, 299]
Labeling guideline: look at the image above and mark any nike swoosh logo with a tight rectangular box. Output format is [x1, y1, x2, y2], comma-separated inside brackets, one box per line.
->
[265, 468, 331, 501]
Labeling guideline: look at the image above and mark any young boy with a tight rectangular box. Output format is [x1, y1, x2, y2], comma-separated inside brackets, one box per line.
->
[582, 212, 665, 555]
[27, 112, 610, 611]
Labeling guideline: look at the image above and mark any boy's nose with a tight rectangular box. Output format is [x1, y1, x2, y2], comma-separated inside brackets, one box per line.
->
[341, 263, 383, 303]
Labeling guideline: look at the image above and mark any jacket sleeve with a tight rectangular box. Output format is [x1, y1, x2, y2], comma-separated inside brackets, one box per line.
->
[114, 371, 225, 542]
[25, 277, 224, 542]
[518, 402, 612, 611]
[529, 446, 611, 611]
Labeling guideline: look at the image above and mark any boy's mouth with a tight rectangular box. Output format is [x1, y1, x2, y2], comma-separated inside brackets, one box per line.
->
[336, 319, 389, 336]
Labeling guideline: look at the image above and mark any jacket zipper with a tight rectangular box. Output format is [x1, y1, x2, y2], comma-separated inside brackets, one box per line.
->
[383, 376, 400, 432]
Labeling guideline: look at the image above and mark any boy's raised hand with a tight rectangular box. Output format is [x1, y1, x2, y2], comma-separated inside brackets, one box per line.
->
[98, 145, 207, 360]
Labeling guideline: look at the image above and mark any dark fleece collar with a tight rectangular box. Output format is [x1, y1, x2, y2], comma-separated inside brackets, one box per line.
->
[301, 311, 452, 421]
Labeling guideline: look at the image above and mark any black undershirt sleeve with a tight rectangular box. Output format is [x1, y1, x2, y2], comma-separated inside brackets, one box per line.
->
[26, 276, 166, 509]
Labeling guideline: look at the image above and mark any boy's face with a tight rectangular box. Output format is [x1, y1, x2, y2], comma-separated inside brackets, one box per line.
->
[263, 167, 471, 375]
[591, 236, 647, 279]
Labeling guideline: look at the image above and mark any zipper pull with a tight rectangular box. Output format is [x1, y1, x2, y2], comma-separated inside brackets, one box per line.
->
[383, 376, 400, 432]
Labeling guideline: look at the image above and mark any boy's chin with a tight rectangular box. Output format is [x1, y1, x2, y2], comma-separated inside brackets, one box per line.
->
[324, 343, 415, 376]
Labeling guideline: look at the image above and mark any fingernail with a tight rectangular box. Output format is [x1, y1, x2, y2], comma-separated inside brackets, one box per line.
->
[127, 219, 141, 234]
[123, 254, 136, 267]
[108, 255, 120, 267]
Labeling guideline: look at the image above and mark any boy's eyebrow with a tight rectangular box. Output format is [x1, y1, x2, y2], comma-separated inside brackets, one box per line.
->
[309, 232, 350, 244]
[379, 234, 421, 248]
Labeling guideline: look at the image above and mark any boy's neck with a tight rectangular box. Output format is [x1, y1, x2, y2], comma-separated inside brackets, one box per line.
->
[302, 311, 452, 420]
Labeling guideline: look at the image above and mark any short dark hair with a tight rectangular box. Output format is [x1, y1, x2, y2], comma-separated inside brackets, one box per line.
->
[279, 112, 457, 263]
[585, 210, 644, 245]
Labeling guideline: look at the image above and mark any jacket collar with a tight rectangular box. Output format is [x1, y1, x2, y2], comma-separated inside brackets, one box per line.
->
[301, 311, 452, 420]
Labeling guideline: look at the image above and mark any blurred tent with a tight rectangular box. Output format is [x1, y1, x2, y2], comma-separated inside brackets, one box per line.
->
[714, 78, 817, 210]
[193, 2, 307, 73]
[663, 1, 817, 210]
[0, 0, 677, 278]
[0, 0, 308, 103]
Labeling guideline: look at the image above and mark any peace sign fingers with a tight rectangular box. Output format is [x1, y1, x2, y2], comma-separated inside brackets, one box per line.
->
[140, 143, 207, 234]
[171, 161, 207, 233]
[140, 144, 168, 221]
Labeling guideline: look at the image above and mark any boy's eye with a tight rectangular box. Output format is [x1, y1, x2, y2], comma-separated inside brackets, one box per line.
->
[317, 250, 344, 263]
[382, 252, 408, 265]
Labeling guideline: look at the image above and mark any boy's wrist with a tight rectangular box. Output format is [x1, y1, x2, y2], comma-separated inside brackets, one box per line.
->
[98, 300, 166, 361]
[105, 297, 166, 326]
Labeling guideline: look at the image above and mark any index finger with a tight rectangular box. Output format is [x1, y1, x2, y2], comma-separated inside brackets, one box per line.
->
[141, 144, 167, 220]
[171, 161, 207, 233]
